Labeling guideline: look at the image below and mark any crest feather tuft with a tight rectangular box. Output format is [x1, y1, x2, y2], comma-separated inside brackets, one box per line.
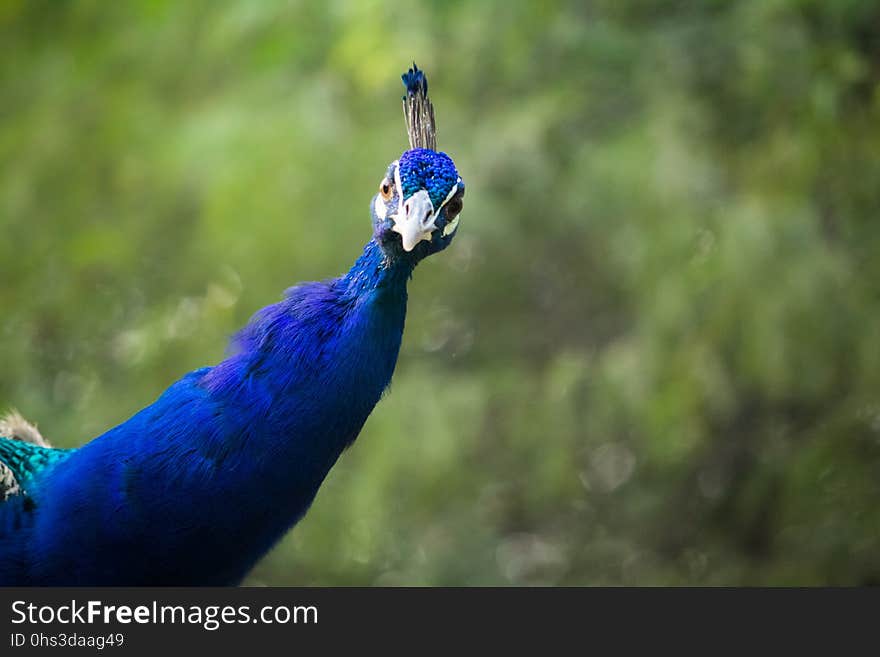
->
[401, 62, 436, 151]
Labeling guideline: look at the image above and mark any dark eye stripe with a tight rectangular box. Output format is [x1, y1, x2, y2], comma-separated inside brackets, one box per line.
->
[445, 198, 463, 217]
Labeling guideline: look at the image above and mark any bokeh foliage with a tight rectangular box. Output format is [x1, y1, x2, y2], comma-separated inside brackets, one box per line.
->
[2, 0, 879, 585]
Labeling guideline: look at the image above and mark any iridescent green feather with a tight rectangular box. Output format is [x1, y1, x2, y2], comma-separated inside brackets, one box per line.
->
[0, 415, 73, 502]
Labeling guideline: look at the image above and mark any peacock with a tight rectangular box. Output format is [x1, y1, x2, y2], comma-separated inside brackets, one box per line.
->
[0, 64, 465, 585]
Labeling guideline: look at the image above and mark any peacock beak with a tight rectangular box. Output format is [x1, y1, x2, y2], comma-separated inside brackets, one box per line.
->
[392, 189, 437, 252]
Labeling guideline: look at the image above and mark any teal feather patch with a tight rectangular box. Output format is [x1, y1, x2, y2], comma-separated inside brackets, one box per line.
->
[0, 435, 73, 502]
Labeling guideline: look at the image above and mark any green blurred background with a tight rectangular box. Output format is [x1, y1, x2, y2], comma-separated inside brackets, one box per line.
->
[2, 0, 880, 585]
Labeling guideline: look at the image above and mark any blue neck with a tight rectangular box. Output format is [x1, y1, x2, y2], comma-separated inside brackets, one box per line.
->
[194, 237, 413, 580]
[339, 239, 414, 300]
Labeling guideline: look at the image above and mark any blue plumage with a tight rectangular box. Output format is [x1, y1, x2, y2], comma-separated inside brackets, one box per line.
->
[398, 149, 459, 207]
[0, 65, 464, 585]
[402, 62, 428, 97]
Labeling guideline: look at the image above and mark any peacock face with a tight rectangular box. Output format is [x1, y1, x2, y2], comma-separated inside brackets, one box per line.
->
[371, 148, 465, 260]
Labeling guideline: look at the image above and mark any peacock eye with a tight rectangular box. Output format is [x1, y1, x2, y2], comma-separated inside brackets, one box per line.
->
[379, 179, 393, 202]
[445, 197, 463, 219]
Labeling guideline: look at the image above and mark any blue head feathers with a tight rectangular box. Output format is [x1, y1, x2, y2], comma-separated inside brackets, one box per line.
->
[398, 149, 459, 208]
[402, 62, 428, 97]
[370, 64, 464, 259]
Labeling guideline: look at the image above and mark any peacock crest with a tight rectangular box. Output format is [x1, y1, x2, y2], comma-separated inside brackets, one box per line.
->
[402, 63, 436, 151]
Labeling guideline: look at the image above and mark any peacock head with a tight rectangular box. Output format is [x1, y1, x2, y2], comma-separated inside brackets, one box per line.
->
[371, 63, 465, 262]
[371, 148, 464, 260]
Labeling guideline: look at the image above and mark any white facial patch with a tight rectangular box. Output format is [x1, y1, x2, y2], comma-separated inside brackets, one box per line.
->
[439, 179, 461, 237]
[393, 162, 405, 217]
[373, 196, 387, 220]
[439, 182, 459, 210]
[442, 216, 460, 237]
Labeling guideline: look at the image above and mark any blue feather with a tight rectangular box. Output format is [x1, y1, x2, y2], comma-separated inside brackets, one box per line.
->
[398, 149, 459, 207]
[402, 62, 428, 97]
